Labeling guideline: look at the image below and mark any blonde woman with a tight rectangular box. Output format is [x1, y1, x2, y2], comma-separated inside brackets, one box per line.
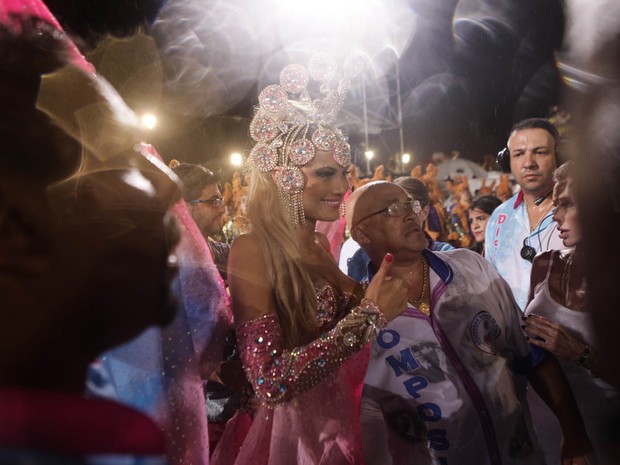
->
[211, 55, 408, 465]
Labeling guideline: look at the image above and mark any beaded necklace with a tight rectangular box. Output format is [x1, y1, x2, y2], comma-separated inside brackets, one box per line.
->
[408, 256, 430, 316]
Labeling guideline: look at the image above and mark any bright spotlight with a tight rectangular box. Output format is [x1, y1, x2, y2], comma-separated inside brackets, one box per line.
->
[268, 0, 416, 62]
[230, 152, 244, 166]
[141, 113, 157, 130]
[402, 153, 411, 164]
[365, 150, 374, 160]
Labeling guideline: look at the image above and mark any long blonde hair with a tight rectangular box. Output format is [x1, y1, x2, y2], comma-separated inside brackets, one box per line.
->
[246, 170, 319, 348]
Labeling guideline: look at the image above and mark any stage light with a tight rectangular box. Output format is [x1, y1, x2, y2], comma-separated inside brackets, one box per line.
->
[141, 113, 157, 130]
[230, 152, 244, 166]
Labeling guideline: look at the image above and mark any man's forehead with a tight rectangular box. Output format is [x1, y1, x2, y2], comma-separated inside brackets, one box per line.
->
[508, 127, 555, 147]
[355, 184, 407, 214]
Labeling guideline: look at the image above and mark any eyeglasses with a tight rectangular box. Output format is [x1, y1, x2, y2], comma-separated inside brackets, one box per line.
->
[188, 197, 224, 208]
[355, 199, 422, 225]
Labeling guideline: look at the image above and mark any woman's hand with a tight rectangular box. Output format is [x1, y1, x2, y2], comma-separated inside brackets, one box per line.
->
[364, 253, 408, 322]
[523, 314, 585, 362]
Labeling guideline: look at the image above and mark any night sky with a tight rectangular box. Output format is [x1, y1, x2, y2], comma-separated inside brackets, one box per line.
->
[88, 0, 566, 174]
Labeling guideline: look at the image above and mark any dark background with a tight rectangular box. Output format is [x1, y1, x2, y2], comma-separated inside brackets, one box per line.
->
[87, 0, 565, 177]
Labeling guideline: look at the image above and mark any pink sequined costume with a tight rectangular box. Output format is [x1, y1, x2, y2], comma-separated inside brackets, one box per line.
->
[211, 285, 385, 465]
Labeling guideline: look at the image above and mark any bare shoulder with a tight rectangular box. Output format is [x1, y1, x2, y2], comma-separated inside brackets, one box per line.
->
[229, 234, 261, 277]
[228, 232, 276, 325]
[532, 250, 554, 276]
[231, 231, 259, 254]
[528, 250, 555, 299]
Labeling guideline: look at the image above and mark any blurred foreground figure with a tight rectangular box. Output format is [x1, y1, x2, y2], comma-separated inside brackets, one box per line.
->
[561, 0, 620, 460]
[523, 161, 619, 463]
[6, 1, 231, 463]
[0, 15, 181, 465]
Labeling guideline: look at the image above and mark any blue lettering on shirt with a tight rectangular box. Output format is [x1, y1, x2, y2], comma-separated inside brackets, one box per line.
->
[377, 329, 400, 349]
[403, 375, 428, 398]
[386, 348, 420, 376]
[428, 428, 450, 451]
[417, 402, 442, 422]
[377, 329, 452, 459]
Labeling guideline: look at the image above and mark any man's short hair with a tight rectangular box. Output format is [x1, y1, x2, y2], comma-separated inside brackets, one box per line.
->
[510, 118, 560, 149]
[172, 163, 218, 201]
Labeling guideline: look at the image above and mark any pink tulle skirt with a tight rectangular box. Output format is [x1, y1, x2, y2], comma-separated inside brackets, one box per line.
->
[211, 345, 370, 465]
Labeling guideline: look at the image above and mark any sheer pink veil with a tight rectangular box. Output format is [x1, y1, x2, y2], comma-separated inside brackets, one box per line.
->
[97, 145, 232, 465]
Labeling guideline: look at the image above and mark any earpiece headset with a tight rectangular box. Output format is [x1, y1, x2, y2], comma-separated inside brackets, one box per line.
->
[534, 191, 551, 206]
[496, 147, 510, 173]
[519, 194, 555, 263]
[495, 147, 561, 174]
[520, 237, 537, 262]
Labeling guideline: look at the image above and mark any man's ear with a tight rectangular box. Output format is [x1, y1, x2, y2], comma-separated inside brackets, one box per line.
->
[351, 225, 371, 246]
[0, 198, 52, 276]
[420, 205, 430, 222]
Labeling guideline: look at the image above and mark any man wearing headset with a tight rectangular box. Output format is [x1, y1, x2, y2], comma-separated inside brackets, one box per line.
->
[484, 118, 567, 465]
[485, 118, 565, 312]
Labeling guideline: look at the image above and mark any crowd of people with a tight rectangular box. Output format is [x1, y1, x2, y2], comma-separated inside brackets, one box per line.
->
[219, 148, 515, 253]
[1, 1, 619, 465]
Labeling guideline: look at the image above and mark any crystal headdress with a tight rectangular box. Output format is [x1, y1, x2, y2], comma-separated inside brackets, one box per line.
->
[248, 52, 364, 225]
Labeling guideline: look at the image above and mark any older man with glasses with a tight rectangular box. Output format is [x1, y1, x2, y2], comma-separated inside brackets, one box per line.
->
[340, 176, 453, 281]
[344, 181, 592, 465]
